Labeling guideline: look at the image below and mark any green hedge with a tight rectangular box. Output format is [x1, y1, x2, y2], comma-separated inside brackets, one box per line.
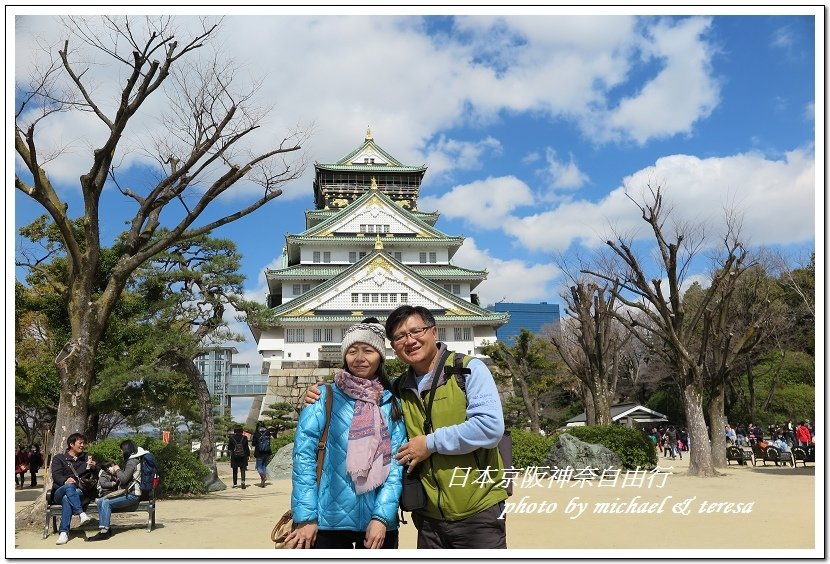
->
[564, 425, 657, 469]
[87, 435, 210, 498]
[272, 430, 296, 453]
[509, 428, 557, 468]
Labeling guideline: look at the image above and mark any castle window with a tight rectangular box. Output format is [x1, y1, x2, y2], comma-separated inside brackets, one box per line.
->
[286, 328, 305, 343]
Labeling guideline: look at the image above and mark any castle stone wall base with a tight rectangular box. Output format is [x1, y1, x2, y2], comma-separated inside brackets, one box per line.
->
[257, 367, 337, 419]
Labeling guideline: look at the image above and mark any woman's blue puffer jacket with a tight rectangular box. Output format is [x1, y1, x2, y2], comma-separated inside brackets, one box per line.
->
[291, 383, 406, 531]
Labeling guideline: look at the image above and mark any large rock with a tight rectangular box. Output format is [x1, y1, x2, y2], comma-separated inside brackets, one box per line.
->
[204, 465, 227, 492]
[267, 442, 294, 480]
[543, 433, 622, 477]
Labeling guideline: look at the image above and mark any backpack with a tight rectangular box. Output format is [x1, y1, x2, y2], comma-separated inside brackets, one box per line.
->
[232, 436, 245, 457]
[257, 432, 271, 453]
[139, 452, 159, 496]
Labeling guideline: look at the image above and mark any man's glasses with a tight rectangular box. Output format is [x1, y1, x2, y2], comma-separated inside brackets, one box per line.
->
[390, 325, 434, 345]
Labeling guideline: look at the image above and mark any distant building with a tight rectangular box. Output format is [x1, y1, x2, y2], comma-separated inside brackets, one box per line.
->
[565, 403, 669, 430]
[492, 302, 560, 345]
[193, 346, 238, 417]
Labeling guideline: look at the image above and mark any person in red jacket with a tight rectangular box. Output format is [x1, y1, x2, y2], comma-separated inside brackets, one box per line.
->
[14, 444, 29, 489]
[795, 421, 812, 447]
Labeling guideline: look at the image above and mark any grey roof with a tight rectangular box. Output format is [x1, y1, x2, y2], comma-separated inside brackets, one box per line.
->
[565, 403, 669, 424]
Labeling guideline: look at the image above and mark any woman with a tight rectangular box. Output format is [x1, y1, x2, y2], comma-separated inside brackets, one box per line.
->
[229, 426, 250, 489]
[14, 444, 29, 489]
[252, 421, 272, 488]
[286, 319, 406, 549]
[86, 440, 142, 541]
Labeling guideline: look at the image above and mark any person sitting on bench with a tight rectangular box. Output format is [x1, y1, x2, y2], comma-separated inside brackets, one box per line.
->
[50, 433, 97, 546]
[86, 440, 142, 542]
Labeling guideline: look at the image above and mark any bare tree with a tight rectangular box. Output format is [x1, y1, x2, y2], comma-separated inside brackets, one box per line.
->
[550, 278, 628, 425]
[585, 185, 749, 477]
[15, 16, 306, 523]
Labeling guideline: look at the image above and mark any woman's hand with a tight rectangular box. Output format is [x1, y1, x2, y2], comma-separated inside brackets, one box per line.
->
[303, 384, 321, 405]
[284, 522, 318, 549]
[363, 519, 387, 549]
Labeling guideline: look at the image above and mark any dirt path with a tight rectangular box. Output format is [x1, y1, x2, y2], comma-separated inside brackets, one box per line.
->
[11, 456, 820, 556]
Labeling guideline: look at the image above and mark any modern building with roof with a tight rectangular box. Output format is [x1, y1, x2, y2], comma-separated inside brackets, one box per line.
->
[251, 129, 509, 386]
[492, 301, 561, 345]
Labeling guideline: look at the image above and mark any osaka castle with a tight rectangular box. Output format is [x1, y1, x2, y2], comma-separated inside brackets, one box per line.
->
[251, 129, 508, 402]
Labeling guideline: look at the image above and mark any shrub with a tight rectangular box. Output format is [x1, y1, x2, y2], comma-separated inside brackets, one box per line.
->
[509, 428, 556, 468]
[87, 435, 210, 498]
[564, 425, 657, 469]
[272, 430, 296, 453]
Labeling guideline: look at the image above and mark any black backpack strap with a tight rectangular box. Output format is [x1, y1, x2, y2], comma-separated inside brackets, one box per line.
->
[423, 348, 453, 434]
[445, 352, 471, 393]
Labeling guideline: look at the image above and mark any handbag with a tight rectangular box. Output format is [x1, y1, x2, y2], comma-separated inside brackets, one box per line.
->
[399, 468, 426, 512]
[66, 459, 98, 498]
[103, 487, 129, 499]
[272, 384, 333, 548]
[16, 463, 29, 473]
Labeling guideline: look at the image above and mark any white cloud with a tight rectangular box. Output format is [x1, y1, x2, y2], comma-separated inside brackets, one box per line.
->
[421, 135, 503, 183]
[503, 149, 815, 253]
[771, 25, 794, 49]
[419, 176, 535, 229]
[453, 238, 561, 305]
[598, 17, 720, 144]
[543, 148, 590, 192]
[15, 14, 725, 203]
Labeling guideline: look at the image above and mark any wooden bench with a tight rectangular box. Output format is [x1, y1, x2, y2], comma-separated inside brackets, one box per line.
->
[792, 445, 815, 467]
[750, 444, 795, 467]
[43, 490, 157, 539]
[726, 445, 752, 465]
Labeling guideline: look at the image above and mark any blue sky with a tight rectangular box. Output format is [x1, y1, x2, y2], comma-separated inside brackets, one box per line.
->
[12, 8, 820, 422]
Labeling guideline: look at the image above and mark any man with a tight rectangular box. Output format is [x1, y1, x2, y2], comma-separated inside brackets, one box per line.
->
[306, 305, 508, 548]
[49, 433, 97, 545]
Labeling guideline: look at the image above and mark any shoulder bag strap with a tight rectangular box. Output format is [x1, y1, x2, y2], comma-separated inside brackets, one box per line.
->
[423, 348, 454, 434]
[315, 383, 334, 486]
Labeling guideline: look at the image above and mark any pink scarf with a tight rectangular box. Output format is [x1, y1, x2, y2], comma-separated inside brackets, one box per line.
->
[334, 370, 391, 494]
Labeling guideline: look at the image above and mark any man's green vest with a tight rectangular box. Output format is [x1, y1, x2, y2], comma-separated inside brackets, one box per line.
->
[398, 353, 508, 521]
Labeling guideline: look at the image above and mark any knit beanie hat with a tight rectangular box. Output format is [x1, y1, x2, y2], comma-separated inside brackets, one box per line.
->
[341, 321, 387, 359]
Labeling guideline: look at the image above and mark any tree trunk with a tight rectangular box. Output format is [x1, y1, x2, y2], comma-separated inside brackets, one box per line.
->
[591, 377, 613, 425]
[746, 362, 757, 423]
[681, 384, 717, 476]
[17, 337, 99, 530]
[582, 384, 596, 426]
[708, 383, 727, 468]
[176, 358, 218, 468]
[86, 412, 101, 442]
[514, 375, 540, 433]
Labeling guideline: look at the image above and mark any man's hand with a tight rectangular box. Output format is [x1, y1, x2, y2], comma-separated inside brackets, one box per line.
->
[303, 383, 322, 405]
[363, 519, 387, 549]
[284, 522, 318, 549]
[395, 435, 430, 474]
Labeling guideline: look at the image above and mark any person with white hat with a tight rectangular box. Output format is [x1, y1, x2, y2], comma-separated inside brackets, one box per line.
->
[285, 318, 406, 549]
